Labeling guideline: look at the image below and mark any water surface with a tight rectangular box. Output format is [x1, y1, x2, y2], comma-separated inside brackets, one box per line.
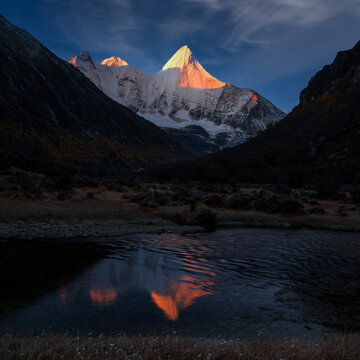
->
[1, 228, 360, 337]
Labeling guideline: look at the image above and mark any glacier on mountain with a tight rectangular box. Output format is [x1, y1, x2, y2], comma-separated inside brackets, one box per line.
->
[70, 46, 285, 154]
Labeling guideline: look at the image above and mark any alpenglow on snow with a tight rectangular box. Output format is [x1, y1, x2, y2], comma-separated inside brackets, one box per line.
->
[70, 46, 285, 155]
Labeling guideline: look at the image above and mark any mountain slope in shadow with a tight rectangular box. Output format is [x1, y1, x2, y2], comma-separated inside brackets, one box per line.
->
[0, 15, 193, 174]
[164, 40, 360, 186]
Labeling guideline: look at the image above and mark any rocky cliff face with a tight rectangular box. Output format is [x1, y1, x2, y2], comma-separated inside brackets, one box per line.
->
[300, 41, 360, 103]
[0, 15, 192, 173]
[70, 46, 285, 155]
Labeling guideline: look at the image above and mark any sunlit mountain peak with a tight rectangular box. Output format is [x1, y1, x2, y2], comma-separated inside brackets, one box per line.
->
[162, 45, 194, 71]
[68, 45, 285, 149]
[162, 45, 226, 89]
[251, 91, 258, 102]
[101, 56, 128, 67]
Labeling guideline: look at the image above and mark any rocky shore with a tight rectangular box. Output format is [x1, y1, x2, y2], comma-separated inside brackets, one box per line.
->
[1, 211, 360, 241]
[0, 219, 202, 241]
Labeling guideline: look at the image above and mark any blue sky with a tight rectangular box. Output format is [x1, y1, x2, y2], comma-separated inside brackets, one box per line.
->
[2, 0, 360, 113]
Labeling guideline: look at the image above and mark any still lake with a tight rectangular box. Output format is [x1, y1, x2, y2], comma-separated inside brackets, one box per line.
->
[1, 228, 360, 338]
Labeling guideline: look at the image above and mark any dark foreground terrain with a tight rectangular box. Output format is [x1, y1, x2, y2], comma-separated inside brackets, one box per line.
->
[1, 334, 360, 360]
[1, 169, 360, 239]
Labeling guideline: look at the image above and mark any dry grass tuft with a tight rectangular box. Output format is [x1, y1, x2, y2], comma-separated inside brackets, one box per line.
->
[1, 334, 360, 359]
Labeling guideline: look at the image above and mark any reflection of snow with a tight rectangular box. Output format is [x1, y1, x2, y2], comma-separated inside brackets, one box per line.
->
[151, 276, 213, 321]
[58, 285, 67, 302]
[89, 288, 117, 306]
[57, 243, 216, 318]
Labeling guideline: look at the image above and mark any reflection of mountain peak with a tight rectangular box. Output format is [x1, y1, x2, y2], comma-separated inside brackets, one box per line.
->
[151, 276, 212, 321]
[89, 288, 117, 306]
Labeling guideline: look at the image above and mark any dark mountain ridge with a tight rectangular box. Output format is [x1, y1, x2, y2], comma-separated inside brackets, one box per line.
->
[0, 15, 193, 174]
[163, 40, 360, 186]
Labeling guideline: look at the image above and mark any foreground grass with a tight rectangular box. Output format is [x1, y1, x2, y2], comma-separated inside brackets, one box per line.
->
[1, 334, 360, 360]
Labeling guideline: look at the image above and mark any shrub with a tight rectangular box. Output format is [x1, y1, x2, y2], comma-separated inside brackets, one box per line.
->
[224, 195, 251, 210]
[86, 192, 95, 199]
[71, 175, 98, 188]
[278, 199, 304, 216]
[0, 182, 6, 192]
[190, 201, 197, 211]
[40, 177, 57, 192]
[337, 206, 348, 217]
[350, 189, 360, 203]
[130, 193, 146, 203]
[308, 206, 325, 215]
[31, 188, 44, 200]
[203, 194, 223, 206]
[56, 192, 66, 200]
[153, 191, 170, 205]
[196, 210, 217, 232]
[164, 212, 188, 225]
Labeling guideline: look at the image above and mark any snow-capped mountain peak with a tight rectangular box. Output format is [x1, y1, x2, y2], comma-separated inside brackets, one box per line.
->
[101, 56, 128, 67]
[162, 45, 194, 70]
[162, 45, 225, 89]
[69, 48, 285, 155]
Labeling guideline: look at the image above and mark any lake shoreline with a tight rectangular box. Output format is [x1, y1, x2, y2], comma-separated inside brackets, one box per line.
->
[1, 211, 360, 241]
[0, 219, 203, 241]
[217, 212, 360, 232]
[2, 179, 360, 240]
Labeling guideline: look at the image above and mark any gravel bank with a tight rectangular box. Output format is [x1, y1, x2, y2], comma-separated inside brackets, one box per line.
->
[0, 219, 202, 240]
[1, 212, 359, 241]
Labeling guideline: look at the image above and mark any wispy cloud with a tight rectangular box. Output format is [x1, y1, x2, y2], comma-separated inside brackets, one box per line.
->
[184, 0, 360, 49]
[40, 0, 143, 55]
[157, 19, 203, 39]
[183, 0, 222, 10]
[36, 0, 360, 106]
